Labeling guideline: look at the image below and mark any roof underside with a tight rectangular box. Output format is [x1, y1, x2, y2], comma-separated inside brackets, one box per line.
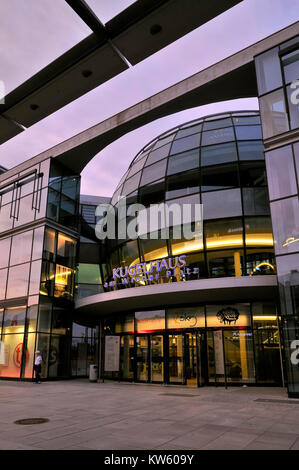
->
[0, 0, 243, 145]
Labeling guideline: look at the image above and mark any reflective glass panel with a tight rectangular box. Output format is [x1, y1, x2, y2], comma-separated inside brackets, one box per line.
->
[235, 125, 263, 140]
[140, 159, 167, 186]
[242, 188, 270, 216]
[223, 330, 255, 383]
[122, 171, 141, 196]
[0, 237, 11, 269]
[201, 164, 238, 191]
[166, 170, 199, 199]
[135, 310, 165, 333]
[237, 141, 264, 160]
[270, 197, 299, 254]
[244, 217, 274, 248]
[6, 263, 30, 299]
[203, 118, 232, 131]
[170, 133, 201, 155]
[43, 227, 56, 262]
[287, 84, 299, 130]
[10, 231, 33, 266]
[265, 145, 297, 200]
[146, 143, 171, 166]
[0, 268, 7, 299]
[175, 123, 202, 139]
[32, 226, 44, 260]
[56, 233, 76, 268]
[120, 240, 140, 268]
[167, 149, 199, 175]
[259, 88, 289, 139]
[201, 142, 237, 166]
[201, 127, 235, 146]
[140, 237, 168, 262]
[14, 195, 35, 228]
[255, 47, 282, 95]
[202, 189, 242, 220]
[233, 116, 261, 125]
[282, 48, 299, 84]
[207, 249, 244, 277]
[205, 218, 243, 251]
[3, 306, 26, 333]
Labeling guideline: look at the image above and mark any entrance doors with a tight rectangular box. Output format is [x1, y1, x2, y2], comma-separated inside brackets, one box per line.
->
[135, 332, 205, 385]
[185, 332, 205, 387]
[136, 334, 164, 383]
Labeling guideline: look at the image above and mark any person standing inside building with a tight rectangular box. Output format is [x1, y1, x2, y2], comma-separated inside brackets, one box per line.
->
[33, 351, 42, 384]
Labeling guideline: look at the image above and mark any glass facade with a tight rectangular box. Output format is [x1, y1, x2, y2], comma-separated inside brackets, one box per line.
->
[100, 303, 282, 386]
[0, 158, 80, 380]
[105, 112, 275, 291]
[255, 35, 299, 397]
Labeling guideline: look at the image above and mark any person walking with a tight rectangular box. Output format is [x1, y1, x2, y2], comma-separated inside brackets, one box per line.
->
[33, 350, 42, 384]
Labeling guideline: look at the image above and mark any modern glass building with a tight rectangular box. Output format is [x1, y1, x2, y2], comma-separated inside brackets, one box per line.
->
[74, 110, 281, 388]
[0, 26, 297, 397]
[255, 39, 299, 397]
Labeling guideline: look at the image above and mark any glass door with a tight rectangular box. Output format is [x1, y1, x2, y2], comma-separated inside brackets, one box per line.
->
[136, 335, 149, 382]
[184, 332, 205, 387]
[120, 335, 134, 380]
[185, 333, 198, 387]
[151, 335, 164, 382]
[168, 334, 184, 384]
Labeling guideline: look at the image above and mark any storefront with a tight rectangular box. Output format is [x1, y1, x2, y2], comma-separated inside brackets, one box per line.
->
[101, 302, 283, 387]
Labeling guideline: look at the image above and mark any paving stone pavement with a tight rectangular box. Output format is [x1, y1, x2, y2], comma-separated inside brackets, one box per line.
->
[0, 379, 299, 450]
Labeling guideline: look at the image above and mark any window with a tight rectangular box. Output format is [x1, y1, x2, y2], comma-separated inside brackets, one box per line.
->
[167, 149, 199, 175]
[205, 218, 243, 251]
[56, 233, 76, 268]
[140, 159, 167, 186]
[235, 125, 263, 140]
[270, 197, 299, 254]
[135, 310, 165, 333]
[120, 240, 140, 268]
[286, 84, 299, 130]
[43, 227, 56, 261]
[10, 231, 33, 266]
[122, 171, 141, 196]
[201, 142, 237, 166]
[281, 48, 299, 84]
[242, 188, 270, 216]
[170, 133, 200, 155]
[238, 141, 264, 160]
[259, 88, 289, 139]
[139, 180, 165, 206]
[201, 164, 238, 191]
[207, 250, 244, 277]
[0, 237, 11, 268]
[239, 162, 267, 187]
[126, 156, 147, 179]
[145, 143, 171, 166]
[6, 263, 30, 299]
[202, 189, 242, 220]
[77, 264, 101, 285]
[244, 217, 274, 248]
[201, 127, 235, 146]
[151, 134, 175, 150]
[0, 269, 7, 299]
[175, 123, 202, 139]
[140, 236, 168, 262]
[233, 116, 261, 125]
[203, 117, 232, 131]
[166, 170, 199, 199]
[265, 145, 297, 200]
[255, 47, 282, 95]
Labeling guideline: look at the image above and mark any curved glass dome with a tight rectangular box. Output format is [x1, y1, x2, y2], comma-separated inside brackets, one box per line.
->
[105, 111, 275, 290]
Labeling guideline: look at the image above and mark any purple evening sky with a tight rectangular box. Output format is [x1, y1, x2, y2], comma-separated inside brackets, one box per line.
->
[0, 0, 298, 197]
